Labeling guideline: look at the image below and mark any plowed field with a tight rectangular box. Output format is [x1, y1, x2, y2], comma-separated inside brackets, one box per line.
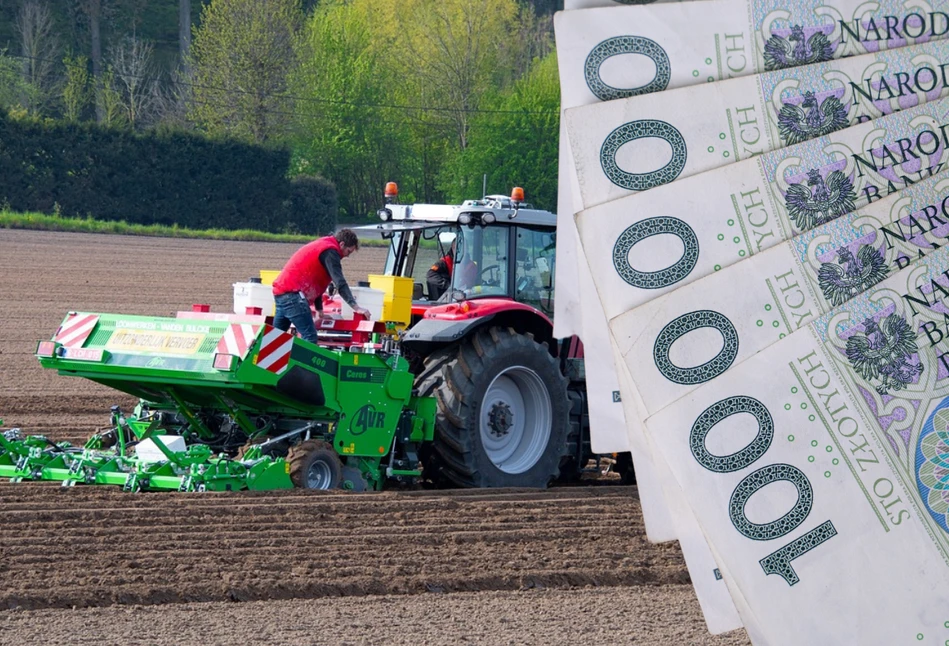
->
[0, 230, 750, 645]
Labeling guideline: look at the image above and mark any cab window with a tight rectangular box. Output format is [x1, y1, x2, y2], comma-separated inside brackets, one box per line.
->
[454, 226, 509, 297]
[514, 227, 555, 315]
[410, 227, 458, 301]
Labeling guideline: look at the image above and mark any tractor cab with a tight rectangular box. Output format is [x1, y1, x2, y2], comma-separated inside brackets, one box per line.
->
[360, 185, 557, 322]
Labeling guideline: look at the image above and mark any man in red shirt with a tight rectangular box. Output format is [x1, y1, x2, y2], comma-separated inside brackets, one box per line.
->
[425, 237, 479, 300]
[426, 240, 456, 300]
[272, 229, 371, 342]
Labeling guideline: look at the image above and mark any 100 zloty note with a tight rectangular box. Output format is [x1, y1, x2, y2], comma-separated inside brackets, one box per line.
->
[612, 171, 949, 421]
[556, 0, 949, 105]
[608, 164, 949, 641]
[645, 241, 949, 644]
[566, 40, 949, 209]
[576, 95, 949, 321]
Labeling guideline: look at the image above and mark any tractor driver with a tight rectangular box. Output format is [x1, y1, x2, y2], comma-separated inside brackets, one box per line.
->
[426, 237, 478, 300]
[272, 228, 371, 342]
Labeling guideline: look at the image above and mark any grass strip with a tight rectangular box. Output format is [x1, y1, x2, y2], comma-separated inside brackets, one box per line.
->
[0, 210, 388, 246]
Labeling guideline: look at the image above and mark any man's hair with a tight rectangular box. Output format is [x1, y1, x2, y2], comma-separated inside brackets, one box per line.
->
[335, 228, 359, 249]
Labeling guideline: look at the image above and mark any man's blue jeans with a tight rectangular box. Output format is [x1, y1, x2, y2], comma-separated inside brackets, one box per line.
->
[273, 292, 318, 343]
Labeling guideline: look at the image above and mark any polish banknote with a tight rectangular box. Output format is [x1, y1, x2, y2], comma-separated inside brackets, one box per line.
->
[613, 171, 949, 423]
[611, 170, 949, 639]
[557, 1, 949, 108]
[576, 95, 949, 322]
[645, 240, 949, 645]
[613, 162, 949, 638]
[565, 40, 949, 209]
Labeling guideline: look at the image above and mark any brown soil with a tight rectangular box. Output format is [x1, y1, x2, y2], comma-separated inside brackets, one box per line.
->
[0, 230, 750, 645]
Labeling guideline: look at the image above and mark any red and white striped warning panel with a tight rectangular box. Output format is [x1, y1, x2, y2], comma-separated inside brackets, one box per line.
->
[54, 313, 100, 348]
[254, 326, 294, 374]
[216, 323, 261, 359]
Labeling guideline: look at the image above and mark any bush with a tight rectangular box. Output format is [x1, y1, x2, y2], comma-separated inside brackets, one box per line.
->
[280, 175, 338, 235]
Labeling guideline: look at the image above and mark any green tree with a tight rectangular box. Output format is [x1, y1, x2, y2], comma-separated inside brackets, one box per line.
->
[188, 0, 302, 144]
[439, 52, 559, 210]
[390, 0, 532, 151]
[369, 0, 539, 202]
[93, 67, 127, 127]
[62, 53, 92, 121]
[0, 49, 29, 113]
[290, 0, 409, 219]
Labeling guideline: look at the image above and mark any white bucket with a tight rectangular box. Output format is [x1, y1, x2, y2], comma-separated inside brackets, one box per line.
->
[233, 281, 275, 315]
[135, 435, 186, 463]
[341, 286, 385, 321]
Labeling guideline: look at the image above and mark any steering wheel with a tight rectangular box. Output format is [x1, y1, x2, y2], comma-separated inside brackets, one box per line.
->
[480, 264, 500, 287]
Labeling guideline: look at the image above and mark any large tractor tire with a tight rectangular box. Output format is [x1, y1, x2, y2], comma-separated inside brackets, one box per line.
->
[288, 439, 342, 489]
[419, 326, 570, 488]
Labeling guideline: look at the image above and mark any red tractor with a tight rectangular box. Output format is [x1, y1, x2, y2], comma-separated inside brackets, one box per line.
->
[362, 184, 624, 488]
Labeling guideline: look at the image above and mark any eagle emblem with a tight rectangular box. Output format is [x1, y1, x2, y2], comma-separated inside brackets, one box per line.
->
[785, 168, 856, 232]
[846, 314, 923, 395]
[817, 244, 889, 307]
[778, 91, 849, 146]
[763, 24, 834, 71]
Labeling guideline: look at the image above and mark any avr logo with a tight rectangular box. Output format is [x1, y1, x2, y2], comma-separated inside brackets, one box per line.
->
[351, 404, 385, 436]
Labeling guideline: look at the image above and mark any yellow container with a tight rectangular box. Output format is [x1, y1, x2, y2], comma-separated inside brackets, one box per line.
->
[369, 274, 414, 327]
[259, 270, 280, 286]
[369, 274, 414, 299]
[381, 296, 413, 327]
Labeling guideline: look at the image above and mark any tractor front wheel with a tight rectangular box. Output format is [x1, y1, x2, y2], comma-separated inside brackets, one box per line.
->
[422, 326, 570, 488]
[288, 440, 342, 490]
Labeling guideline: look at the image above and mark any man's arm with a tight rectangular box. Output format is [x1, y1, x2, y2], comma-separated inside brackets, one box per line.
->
[320, 248, 371, 318]
[320, 249, 357, 306]
[426, 258, 451, 289]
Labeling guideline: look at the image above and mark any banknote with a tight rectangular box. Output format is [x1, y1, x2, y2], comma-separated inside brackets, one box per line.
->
[576, 94, 949, 322]
[611, 171, 949, 637]
[612, 171, 949, 423]
[552, 0, 637, 461]
[565, 40, 949, 209]
[556, 1, 949, 109]
[644, 244, 949, 644]
[610, 337, 678, 543]
[555, 3, 949, 637]
[610, 173, 949, 638]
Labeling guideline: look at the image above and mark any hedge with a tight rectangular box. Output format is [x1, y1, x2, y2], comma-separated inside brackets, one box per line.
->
[0, 113, 337, 235]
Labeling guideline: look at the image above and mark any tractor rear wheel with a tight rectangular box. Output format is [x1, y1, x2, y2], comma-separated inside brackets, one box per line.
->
[288, 439, 342, 489]
[235, 436, 287, 460]
[422, 326, 570, 488]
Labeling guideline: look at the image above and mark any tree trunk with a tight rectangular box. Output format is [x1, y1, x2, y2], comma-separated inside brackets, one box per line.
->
[179, 0, 191, 76]
[89, 0, 103, 123]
